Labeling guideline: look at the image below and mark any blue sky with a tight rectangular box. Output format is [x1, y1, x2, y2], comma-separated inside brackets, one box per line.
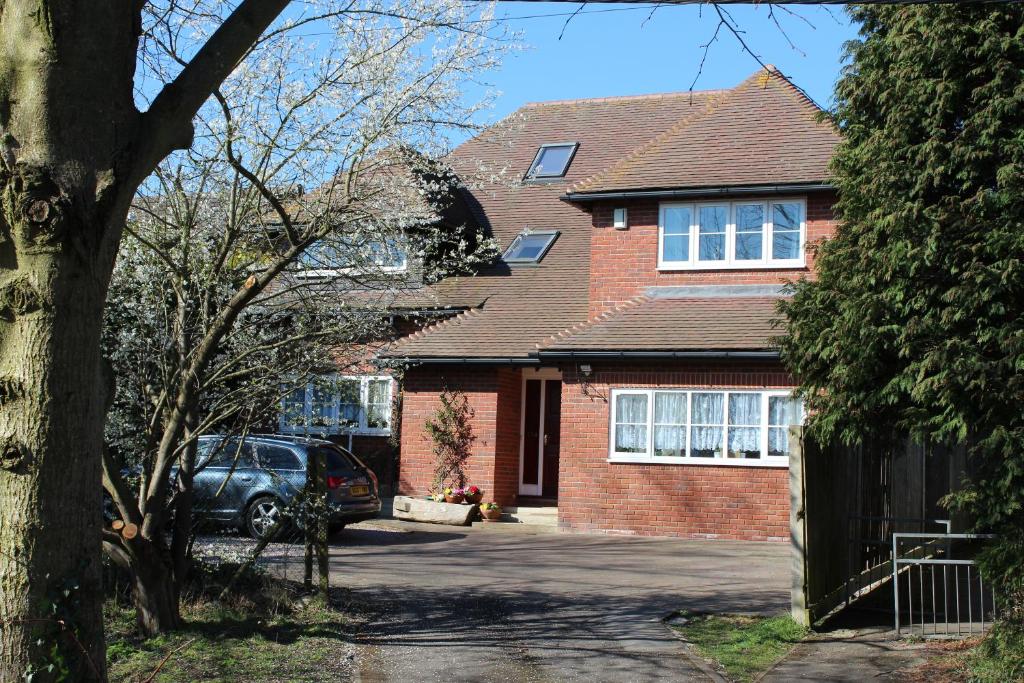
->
[477, 2, 859, 123]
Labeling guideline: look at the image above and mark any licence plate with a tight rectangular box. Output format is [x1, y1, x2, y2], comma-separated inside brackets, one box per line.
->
[349, 485, 369, 497]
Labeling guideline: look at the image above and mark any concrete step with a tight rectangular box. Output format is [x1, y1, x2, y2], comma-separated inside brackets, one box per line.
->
[500, 506, 558, 526]
[471, 519, 561, 533]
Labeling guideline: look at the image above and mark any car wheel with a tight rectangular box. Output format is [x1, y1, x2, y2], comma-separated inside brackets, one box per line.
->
[245, 496, 284, 540]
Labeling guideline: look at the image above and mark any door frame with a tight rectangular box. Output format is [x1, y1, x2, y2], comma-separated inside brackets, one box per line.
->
[518, 367, 562, 496]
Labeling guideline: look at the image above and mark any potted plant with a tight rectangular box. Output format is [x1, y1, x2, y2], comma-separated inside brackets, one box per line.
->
[444, 486, 465, 504]
[463, 485, 484, 505]
[480, 502, 502, 521]
[427, 492, 445, 503]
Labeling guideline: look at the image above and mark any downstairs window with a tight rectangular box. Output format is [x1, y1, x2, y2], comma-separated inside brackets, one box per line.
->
[610, 388, 802, 466]
[280, 376, 393, 435]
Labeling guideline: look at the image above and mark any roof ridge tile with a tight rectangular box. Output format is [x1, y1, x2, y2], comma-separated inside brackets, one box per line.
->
[522, 89, 726, 108]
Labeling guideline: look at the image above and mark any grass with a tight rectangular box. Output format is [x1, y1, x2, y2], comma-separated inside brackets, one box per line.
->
[671, 613, 808, 683]
[900, 620, 1024, 683]
[104, 567, 367, 682]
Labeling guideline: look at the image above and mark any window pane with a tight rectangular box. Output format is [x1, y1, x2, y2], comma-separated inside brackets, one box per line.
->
[768, 427, 794, 458]
[728, 428, 762, 459]
[690, 392, 724, 457]
[310, 384, 336, 428]
[769, 396, 803, 427]
[654, 392, 686, 425]
[368, 238, 406, 269]
[698, 206, 727, 261]
[338, 380, 361, 430]
[281, 386, 306, 426]
[615, 425, 648, 453]
[728, 393, 761, 425]
[530, 144, 576, 177]
[367, 404, 389, 429]
[772, 202, 801, 260]
[615, 393, 648, 423]
[653, 392, 686, 457]
[734, 204, 764, 260]
[260, 445, 301, 471]
[661, 207, 691, 263]
[654, 426, 685, 457]
[505, 232, 557, 263]
[210, 440, 256, 468]
[368, 379, 390, 405]
[614, 393, 648, 454]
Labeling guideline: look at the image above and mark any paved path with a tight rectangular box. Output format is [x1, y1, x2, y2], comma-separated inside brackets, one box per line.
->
[266, 522, 789, 682]
[763, 619, 934, 682]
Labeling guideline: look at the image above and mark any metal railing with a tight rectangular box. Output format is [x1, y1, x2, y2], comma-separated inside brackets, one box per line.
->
[893, 532, 998, 636]
[846, 516, 951, 607]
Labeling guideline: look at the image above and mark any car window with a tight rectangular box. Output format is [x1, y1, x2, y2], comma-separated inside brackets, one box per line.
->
[259, 444, 301, 471]
[207, 440, 256, 468]
[309, 445, 356, 470]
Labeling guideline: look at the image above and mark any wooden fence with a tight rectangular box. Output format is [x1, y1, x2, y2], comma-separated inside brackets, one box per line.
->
[789, 427, 969, 626]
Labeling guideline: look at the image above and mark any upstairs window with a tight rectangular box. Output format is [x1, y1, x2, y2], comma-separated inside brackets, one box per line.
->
[297, 236, 407, 277]
[525, 143, 578, 179]
[503, 230, 559, 264]
[658, 198, 806, 270]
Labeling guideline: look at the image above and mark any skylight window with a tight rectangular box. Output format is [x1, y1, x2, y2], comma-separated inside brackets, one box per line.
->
[525, 143, 578, 179]
[503, 230, 559, 264]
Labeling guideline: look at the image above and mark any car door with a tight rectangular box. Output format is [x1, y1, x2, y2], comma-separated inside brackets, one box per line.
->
[193, 438, 257, 521]
[255, 443, 306, 503]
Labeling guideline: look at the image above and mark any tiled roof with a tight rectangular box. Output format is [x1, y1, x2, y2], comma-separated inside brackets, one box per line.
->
[567, 67, 839, 196]
[380, 89, 721, 360]
[537, 296, 784, 353]
[380, 68, 836, 361]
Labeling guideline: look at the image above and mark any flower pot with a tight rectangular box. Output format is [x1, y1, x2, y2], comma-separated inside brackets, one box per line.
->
[464, 492, 483, 505]
[481, 507, 502, 521]
[444, 493, 465, 504]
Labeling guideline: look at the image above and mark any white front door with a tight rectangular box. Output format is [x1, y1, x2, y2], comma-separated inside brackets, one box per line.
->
[519, 370, 561, 497]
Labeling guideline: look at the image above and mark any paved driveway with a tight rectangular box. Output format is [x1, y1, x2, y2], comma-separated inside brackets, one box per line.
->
[267, 522, 789, 682]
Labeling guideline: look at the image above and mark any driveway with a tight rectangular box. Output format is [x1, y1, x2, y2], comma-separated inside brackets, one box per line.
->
[266, 522, 790, 682]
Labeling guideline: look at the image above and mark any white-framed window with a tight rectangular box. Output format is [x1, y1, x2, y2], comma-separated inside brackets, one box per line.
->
[657, 198, 806, 270]
[296, 236, 407, 278]
[609, 388, 803, 466]
[280, 375, 393, 435]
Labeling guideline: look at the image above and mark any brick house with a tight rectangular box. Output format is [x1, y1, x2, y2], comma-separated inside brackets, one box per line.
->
[375, 67, 840, 541]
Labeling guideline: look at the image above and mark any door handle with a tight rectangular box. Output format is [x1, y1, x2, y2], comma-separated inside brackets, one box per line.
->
[239, 475, 254, 482]
[543, 433, 549, 446]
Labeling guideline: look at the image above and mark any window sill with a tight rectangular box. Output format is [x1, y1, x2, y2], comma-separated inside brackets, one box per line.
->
[607, 455, 789, 468]
[656, 261, 805, 272]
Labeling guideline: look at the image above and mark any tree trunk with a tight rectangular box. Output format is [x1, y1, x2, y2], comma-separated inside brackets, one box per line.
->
[129, 544, 181, 636]
[0, 224, 112, 680]
[0, 4, 142, 678]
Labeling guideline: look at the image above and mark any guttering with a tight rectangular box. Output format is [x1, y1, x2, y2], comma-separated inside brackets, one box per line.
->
[379, 356, 542, 366]
[536, 350, 780, 360]
[563, 182, 833, 203]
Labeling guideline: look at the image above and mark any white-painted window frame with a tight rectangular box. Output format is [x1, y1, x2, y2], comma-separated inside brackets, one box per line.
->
[657, 197, 807, 270]
[279, 375, 393, 436]
[295, 237, 409, 279]
[608, 388, 801, 467]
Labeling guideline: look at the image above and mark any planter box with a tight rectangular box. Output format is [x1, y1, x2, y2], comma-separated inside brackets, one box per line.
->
[391, 496, 475, 526]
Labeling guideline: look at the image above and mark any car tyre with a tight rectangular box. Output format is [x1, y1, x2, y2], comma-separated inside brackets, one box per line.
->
[245, 496, 284, 540]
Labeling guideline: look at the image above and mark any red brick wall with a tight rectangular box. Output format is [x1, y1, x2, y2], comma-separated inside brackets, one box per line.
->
[398, 365, 521, 505]
[587, 192, 837, 316]
[558, 361, 795, 541]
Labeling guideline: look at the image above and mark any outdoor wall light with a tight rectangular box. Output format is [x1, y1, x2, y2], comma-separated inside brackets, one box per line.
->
[612, 207, 628, 229]
[580, 363, 593, 376]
